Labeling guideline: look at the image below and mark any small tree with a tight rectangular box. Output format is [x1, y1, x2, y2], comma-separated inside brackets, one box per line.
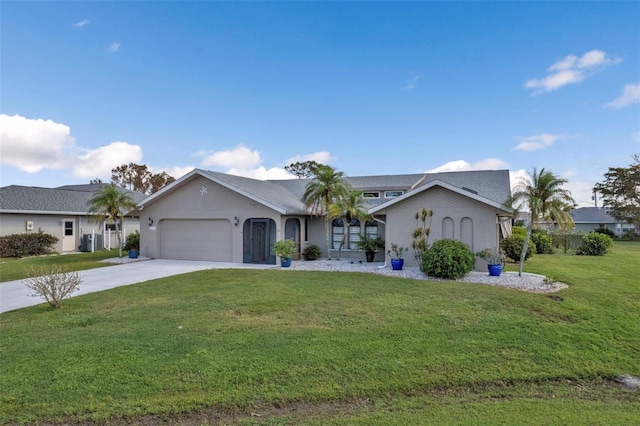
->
[411, 207, 433, 263]
[594, 154, 640, 234]
[87, 184, 137, 258]
[23, 266, 82, 309]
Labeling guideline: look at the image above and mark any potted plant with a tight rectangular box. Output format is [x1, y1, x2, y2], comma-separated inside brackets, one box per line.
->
[355, 236, 385, 262]
[387, 242, 408, 270]
[476, 247, 504, 276]
[124, 230, 140, 259]
[273, 238, 296, 267]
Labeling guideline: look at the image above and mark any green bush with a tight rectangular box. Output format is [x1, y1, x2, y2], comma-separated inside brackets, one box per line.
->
[420, 239, 475, 280]
[501, 233, 534, 262]
[0, 232, 59, 258]
[531, 229, 553, 254]
[593, 226, 615, 238]
[576, 232, 614, 256]
[124, 230, 140, 252]
[302, 244, 322, 260]
[511, 226, 527, 237]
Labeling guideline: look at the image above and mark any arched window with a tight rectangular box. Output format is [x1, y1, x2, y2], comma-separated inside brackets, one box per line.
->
[349, 219, 361, 250]
[332, 219, 344, 249]
[365, 220, 378, 240]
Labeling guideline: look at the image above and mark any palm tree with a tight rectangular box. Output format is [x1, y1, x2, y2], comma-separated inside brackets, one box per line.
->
[302, 165, 350, 259]
[87, 184, 138, 257]
[327, 190, 371, 258]
[506, 168, 575, 276]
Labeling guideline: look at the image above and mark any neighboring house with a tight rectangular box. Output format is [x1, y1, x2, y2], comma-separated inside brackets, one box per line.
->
[137, 168, 512, 268]
[0, 184, 146, 253]
[568, 207, 635, 236]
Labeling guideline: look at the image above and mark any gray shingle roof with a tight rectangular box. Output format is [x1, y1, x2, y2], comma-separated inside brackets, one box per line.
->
[0, 184, 147, 214]
[569, 207, 617, 223]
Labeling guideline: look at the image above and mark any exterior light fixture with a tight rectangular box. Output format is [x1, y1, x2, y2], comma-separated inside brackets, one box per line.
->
[234, 217, 240, 226]
[148, 217, 154, 227]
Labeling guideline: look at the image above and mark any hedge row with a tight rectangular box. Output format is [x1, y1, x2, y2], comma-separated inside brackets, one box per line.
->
[0, 233, 59, 258]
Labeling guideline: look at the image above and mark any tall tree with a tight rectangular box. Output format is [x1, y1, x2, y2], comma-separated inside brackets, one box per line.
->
[302, 165, 350, 259]
[506, 168, 575, 276]
[285, 161, 321, 179]
[110, 163, 175, 194]
[594, 154, 640, 232]
[87, 184, 137, 258]
[327, 190, 371, 258]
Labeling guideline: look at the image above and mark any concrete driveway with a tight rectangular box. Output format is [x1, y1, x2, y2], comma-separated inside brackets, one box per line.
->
[0, 259, 278, 313]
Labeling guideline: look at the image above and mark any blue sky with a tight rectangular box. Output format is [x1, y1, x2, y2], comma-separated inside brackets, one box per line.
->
[1, 1, 638, 206]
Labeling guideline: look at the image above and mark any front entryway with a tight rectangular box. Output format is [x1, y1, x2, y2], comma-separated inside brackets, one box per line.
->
[243, 219, 276, 264]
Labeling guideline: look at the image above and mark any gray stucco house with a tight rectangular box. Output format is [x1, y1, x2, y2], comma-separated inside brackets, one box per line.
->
[0, 184, 146, 253]
[569, 207, 635, 236]
[137, 168, 512, 268]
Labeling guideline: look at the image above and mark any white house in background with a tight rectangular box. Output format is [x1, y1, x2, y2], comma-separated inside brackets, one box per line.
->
[0, 184, 146, 253]
[136, 168, 513, 268]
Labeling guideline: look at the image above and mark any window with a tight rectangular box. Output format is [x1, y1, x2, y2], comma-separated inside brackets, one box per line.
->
[384, 190, 404, 198]
[64, 221, 73, 236]
[365, 220, 378, 240]
[348, 219, 361, 250]
[332, 219, 344, 249]
[363, 192, 380, 199]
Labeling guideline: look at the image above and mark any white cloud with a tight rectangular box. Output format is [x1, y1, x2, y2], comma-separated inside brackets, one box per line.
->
[403, 75, 420, 91]
[73, 19, 90, 28]
[107, 43, 120, 53]
[512, 133, 565, 152]
[285, 151, 335, 165]
[0, 114, 144, 180]
[74, 142, 143, 178]
[427, 158, 510, 173]
[198, 145, 338, 179]
[0, 114, 74, 172]
[525, 49, 622, 94]
[605, 83, 640, 109]
[200, 144, 262, 170]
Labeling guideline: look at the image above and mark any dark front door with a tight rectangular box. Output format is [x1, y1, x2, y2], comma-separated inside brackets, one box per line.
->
[251, 220, 268, 263]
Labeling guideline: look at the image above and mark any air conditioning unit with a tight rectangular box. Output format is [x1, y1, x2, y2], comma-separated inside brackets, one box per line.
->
[26, 221, 34, 231]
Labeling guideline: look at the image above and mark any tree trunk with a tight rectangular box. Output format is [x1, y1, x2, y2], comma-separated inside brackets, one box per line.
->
[519, 223, 533, 276]
[324, 216, 331, 259]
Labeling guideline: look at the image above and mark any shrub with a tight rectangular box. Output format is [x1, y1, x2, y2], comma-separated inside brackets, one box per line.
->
[23, 265, 82, 309]
[501, 233, 534, 262]
[124, 230, 140, 252]
[593, 226, 615, 238]
[511, 226, 527, 237]
[420, 239, 475, 280]
[531, 229, 553, 254]
[302, 244, 322, 260]
[576, 232, 614, 256]
[0, 232, 59, 258]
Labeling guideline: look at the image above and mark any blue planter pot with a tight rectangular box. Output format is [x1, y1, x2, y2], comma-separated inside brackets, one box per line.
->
[128, 250, 139, 259]
[280, 257, 292, 268]
[391, 258, 404, 271]
[488, 264, 503, 276]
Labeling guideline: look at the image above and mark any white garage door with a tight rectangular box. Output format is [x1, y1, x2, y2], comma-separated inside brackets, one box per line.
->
[160, 219, 232, 261]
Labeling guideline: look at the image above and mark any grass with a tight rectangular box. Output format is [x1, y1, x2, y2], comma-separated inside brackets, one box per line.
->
[0, 249, 121, 282]
[1, 243, 639, 424]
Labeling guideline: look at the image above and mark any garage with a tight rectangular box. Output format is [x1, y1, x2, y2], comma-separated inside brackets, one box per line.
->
[159, 219, 232, 261]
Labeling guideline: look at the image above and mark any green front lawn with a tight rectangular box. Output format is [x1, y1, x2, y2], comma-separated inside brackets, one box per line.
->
[1, 243, 638, 424]
[0, 249, 121, 282]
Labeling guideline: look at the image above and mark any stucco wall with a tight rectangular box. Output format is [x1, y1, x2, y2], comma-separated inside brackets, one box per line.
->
[0, 213, 139, 253]
[378, 186, 501, 268]
[139, 175, 284, 262]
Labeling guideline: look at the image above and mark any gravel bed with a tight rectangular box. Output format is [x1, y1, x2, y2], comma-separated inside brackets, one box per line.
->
[287, 258, 568, 293]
